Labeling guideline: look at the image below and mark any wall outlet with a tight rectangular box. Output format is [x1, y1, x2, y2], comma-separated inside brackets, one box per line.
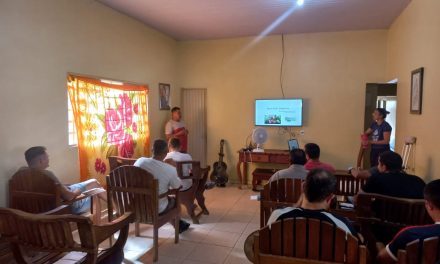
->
[299, 130, 305, 136]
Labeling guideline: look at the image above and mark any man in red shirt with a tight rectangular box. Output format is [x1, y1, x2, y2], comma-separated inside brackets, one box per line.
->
[165, 107, 189, 153]
[304, 143, 336, 173]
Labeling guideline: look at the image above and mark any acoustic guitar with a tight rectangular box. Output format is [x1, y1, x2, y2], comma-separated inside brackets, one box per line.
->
[210, 139, 229, 187]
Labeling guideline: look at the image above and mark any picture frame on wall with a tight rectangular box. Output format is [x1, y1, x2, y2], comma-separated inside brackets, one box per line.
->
[410, 67, 424, 114]
[159, 83, 171, 110]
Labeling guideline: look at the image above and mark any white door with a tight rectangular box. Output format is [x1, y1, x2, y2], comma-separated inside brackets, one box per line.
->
[182, 88, 207, 166]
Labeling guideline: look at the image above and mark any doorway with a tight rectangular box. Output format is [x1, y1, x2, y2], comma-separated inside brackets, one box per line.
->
[363, 83, 397, 168]
[181, 88, 207, 166]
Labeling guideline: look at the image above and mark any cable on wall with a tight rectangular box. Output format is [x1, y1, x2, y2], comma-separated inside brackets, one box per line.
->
[280, 34, 286, 98]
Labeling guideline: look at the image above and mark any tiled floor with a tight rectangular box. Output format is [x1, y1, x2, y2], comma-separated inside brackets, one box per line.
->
[120, 185, 258, 264]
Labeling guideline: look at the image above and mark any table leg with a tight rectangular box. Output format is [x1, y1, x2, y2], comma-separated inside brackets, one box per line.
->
[236, 160, 243, 189]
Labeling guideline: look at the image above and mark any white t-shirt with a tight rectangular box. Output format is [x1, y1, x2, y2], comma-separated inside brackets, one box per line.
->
[165, 120, 186, 135]
[133, 157, 182, 213]
[164, 151, 193, 191]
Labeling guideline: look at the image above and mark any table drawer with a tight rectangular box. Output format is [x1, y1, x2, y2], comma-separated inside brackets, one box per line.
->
[251, 154, 269, 163]
[269, 155, 290, 164]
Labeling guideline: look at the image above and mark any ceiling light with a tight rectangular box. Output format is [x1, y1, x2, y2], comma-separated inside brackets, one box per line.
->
[297, 0, 304, 6]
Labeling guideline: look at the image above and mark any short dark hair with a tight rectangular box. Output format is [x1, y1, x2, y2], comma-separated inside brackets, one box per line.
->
[169, 138, 181, 149]
[24, 146, 46, 165]
[379, 151, 402, 172]
[304, 169, 336, 203]
[152, 139, 168, 156]
[424, 180, 440, 209]
[171, 107, 180, 113]
[290, 149, 306, 165]
[305, 143, 320, 160]
[376, 108, 390, 119]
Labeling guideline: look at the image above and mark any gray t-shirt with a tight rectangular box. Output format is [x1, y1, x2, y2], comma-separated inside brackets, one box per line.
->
[268, 164, 308, 182]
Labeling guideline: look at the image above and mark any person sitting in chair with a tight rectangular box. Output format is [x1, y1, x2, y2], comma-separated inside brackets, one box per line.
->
[21, 146, 106, 214]
[269, 149, 308, 182]
[164, 138, 193, 191]
[377, 179, 440, 263]
[134, 139, 191, 233]
[267, 169, 358, 237]
[304, 143, 336, 173]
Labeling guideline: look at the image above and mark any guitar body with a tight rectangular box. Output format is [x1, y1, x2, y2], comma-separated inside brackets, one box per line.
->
[210, 139, 229, 186]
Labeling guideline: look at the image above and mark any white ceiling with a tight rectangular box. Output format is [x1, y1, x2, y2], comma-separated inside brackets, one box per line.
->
[98, 0, 411, 41]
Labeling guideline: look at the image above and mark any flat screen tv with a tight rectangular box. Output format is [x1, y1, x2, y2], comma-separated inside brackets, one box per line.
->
[255, 99, 303, 127]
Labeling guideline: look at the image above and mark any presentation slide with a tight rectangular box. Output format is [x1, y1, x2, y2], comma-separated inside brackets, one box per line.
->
[255, 99, 302, 127]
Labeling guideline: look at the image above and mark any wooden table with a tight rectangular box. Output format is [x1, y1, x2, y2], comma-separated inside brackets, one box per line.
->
[237, 149, 290, 189]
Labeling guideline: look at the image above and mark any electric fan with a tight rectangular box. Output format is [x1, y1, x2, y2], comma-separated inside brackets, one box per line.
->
[252, 127, 268, 153]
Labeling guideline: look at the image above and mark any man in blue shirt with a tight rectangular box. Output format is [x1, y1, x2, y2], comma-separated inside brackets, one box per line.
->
[377, 179, 440, 263]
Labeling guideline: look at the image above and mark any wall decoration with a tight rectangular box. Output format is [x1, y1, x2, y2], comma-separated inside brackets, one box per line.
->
[410, 67, 424, 114]
[159, 83, 171, 110]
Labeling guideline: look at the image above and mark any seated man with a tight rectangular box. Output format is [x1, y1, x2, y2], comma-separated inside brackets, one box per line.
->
[269, 149, 308, 182]
[360, 151, 425, 199]
[164, 138, 193, 191]
[134, 139, 190, 233]
[304, 143, 336, 173]
[267, 169, 358, 237]
[21, 146, 105, 214]
[377, 179, 440, 263]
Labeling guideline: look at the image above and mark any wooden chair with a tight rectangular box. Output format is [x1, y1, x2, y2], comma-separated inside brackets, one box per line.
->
[334, 171, 367, 197]
[397, 237, 440, 264]
[254, 218, 367, 264]
[356, 193, 433, 258]
[108, 156, 136, 171]
[0, 236, 13, 264]
[0, 205, 134, 264]
[195, 166, 211, 216]
[176, 161, 204, 224]
[107, 165, 180, 262]
[9, 169, 101, 221]
[260, 178, 302, 228]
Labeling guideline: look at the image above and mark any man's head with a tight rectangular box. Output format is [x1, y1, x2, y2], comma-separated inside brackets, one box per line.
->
[290, 149, 307, 165]
[304, 143, 320, 161]
[24, 146, 49, 170]
[171, 107, 181, 121]
[168, 138, 181, 152]
[152, 139, 169, 160]
[378, 151, 403, 173]
[303, 169, 336, 208]
[372, 108, 389, 120]
[424, 179, 440, 220]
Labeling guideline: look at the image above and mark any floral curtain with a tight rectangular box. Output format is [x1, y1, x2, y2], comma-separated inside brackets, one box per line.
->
[67, 76, 150, 182]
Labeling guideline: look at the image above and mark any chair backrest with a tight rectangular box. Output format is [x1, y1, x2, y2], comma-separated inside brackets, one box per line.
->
[9, 169, 62, 213]
[334, 172, 367, 197]
[108, 156, 136, 171]
[260, 178, 302, 228]
[199, 166, 211, 191]
[107, 165, 159, 224]
[0, 207, 95, 254]
[356, 193, 432, 227]
[176, 161, 201, 191]
[255, 218, 367, 264]
[398, 237, 440, 264]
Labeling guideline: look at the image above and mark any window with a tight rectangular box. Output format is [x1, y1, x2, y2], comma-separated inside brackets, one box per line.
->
[68, 93, 78, 146]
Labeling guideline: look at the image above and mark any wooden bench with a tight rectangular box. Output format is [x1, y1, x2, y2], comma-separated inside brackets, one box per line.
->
[0, 205, 133, 263]
[260, 178, 302, 228]
[334, 171, 367, 197]
[254, 218, 367, 264]
[252, 168, 279, 191]
[397, 237, 440, 264]
[356, 193, 433, 258]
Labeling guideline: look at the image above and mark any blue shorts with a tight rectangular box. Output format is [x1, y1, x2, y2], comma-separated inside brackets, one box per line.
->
[68, 182, 91, 214]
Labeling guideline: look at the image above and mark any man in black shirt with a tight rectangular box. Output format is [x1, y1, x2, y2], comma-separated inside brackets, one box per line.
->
[360, 151, 425, 199]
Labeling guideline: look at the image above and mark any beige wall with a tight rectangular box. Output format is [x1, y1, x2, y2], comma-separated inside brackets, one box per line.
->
[0, 0, 178, 206]
[177, 31, 388, 183]
[386, 0, 440, 181]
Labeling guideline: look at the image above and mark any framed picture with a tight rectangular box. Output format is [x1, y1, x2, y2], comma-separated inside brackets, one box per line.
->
[159, 83, 171, 110]
[410, 67, 424, 114]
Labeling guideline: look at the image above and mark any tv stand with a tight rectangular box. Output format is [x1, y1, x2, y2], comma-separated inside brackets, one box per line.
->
[236, 149, 290, 189]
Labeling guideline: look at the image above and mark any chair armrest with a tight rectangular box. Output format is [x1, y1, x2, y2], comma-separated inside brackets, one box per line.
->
[62, 188, 106, 205]
[94, 212, 134, 244]
[40, 205, 71, 215]
[159, 187, 181, 198]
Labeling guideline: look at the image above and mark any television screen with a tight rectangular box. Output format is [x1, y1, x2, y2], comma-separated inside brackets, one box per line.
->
[255, 99, 303, 127]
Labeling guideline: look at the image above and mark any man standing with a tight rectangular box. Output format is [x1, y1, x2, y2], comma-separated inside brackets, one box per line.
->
[165, 107, 188, 153]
